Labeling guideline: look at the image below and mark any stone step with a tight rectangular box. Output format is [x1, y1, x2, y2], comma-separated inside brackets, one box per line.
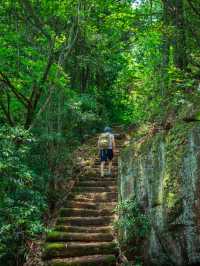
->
[79, 175, 117, 182]
[64, 201, 116, 210]
[54, 225, 113, 234]
[43, 241, 118, 260]
[73, 186, 117, 193]
[78, 177, 117, 182]
[78, 181, 117, 187]
[79, 171, 117, 178]
[46, 231, 114, 242]
[56, 216, 114, 226]
[79, 174, 117, 180]
[94, 165, 118, 168]
[60, 208, 114, 217]
[45, 254, 116, 266]
[69, 192, 117, 202]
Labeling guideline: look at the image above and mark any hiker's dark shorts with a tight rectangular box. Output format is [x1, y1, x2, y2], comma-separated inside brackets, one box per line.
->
[100, 149, 113, 162]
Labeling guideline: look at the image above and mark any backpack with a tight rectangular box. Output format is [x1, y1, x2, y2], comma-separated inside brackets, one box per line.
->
[99, 133, 110, 149]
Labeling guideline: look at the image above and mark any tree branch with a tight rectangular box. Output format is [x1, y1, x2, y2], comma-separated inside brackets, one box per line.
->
[58, 1, 80, 66]
[28, 86, 54, 131]
[0, 71, 30, 107]
[33, 45, 55, 110]
[0, 91, 15, 126]
[6, 91, 14, 126]
[26, 2, 81, 129]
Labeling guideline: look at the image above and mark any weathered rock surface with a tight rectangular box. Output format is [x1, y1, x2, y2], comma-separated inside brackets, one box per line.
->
[118, 122, 200, 266]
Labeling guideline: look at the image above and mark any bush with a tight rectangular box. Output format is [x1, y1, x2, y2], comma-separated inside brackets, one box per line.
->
[115, 198, 150, 261]
[0, 126, 46, 266]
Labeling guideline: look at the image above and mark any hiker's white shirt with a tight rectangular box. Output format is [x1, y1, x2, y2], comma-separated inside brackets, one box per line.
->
[108, 133, 115, 149]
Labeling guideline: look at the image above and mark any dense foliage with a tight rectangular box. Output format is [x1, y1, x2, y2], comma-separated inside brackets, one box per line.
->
[0, 126, 46, 265]
[1, 0, 200, 265]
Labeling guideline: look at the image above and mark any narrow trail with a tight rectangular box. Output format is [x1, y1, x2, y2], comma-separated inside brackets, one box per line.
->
[43, 129, 125, 266]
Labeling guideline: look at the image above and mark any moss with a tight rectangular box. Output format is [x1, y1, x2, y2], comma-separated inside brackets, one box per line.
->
[43, 241, 118, 260]
[166, 192, 176, 208]
[50, 262, 67, 266]
[49, 255, 116, 266]
[47, 231, 61, 238]
[194, 111, 200, 120]
[46, 231, 69, 241]
[43, 243, 66, 260]
[119, 122, 200, 264]
[44, 242, 65, 253]
[162, 123, 191, 213]
[121, 122, 200, 214]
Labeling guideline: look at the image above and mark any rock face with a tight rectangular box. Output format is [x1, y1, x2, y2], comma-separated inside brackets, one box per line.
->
[118, 123, 200, 266]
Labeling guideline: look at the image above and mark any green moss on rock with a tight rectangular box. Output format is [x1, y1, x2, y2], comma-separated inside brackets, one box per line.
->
[119, 122, 200, 265]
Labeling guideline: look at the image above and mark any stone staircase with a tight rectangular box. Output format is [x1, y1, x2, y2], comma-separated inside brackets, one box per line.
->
[43, 132, 124, 266]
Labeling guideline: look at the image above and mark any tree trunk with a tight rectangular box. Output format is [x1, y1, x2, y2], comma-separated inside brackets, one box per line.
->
[161, 0, 171, 97]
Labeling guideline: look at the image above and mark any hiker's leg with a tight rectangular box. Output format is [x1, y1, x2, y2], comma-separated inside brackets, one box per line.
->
[108, 160, 112, 175]
[100, 161, 105, 177]
[100, 149, 106, 177]
[108, 149, 114, 175]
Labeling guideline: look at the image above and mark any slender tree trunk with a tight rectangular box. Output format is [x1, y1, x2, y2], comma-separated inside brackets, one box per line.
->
[173, 0, 187, 69]
[162, 0, 187, 70]
[167, 0, 187, 70]
[161, 0, 171, 97]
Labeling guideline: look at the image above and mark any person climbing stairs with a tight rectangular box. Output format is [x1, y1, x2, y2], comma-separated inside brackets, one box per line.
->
[43, 129, 125, 266]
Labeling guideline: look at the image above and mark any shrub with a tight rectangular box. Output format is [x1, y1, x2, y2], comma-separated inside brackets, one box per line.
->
[115, 198, 150, 261]
[0, 126, 46, 266]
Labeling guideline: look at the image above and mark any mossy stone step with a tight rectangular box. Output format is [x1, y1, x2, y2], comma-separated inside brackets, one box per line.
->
[68, 196, 117, 203]
[64, 201, 116, 210]
[67, 197, 117, 204]
[69, 192, 117, 202]
[73, 186, 117, 193]
[43, 241, 118, 260]
[45, 254, 116, 266]
[56, 216, 114, 226]
[78, 181, 116, 187]
[54, 225, 113, 234]
[60, 208, 114, 217]
[46, 231, 114, 242]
